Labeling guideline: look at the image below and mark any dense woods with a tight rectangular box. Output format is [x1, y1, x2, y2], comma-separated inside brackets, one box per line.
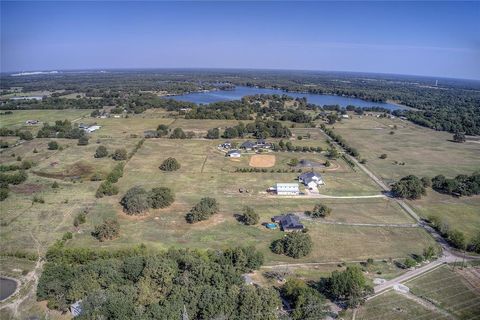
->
[37, 246, 278, 319]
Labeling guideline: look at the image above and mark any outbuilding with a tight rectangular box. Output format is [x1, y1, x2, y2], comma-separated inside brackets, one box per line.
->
[226, 150, 241, 158]
[275, 183, 299, 195]
[272, 214, 304, 232]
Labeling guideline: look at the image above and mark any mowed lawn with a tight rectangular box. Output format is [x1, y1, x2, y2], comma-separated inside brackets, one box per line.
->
[70, 138, 435, 264]
[408, 265, 480, 319]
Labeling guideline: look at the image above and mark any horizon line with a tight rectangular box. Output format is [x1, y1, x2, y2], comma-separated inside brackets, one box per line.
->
[2, 66, 480, 82]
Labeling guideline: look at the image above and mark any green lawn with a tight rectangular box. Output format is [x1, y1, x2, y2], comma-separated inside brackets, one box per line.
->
[0, 109, 91, 129]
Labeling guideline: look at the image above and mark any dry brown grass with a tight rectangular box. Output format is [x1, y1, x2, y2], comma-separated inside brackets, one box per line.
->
[249, 154, 276, 167]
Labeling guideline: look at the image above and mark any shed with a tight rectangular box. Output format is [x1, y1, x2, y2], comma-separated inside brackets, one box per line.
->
[272, 214, 304, 232]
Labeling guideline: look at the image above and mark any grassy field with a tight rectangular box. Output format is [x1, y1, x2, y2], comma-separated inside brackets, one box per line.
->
[330, 114, 480, 238]
[407, 265, 480, 319]
[408, 192, 480, 239]
[332, 115, 480, 182]
[0, 109, 91, 129]
[353, 291, 450, 320]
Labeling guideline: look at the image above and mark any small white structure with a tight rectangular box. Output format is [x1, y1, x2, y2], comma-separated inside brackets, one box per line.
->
[341, 114, 349, 119]
[85, 125, 101, 133]
[276, 183, 299, 196]
[25, 119, 39, 125]
[226, 150, 241, 158]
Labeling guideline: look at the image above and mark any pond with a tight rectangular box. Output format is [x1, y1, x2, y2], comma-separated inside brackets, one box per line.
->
[171, 86, 405, 110]
[0, 277, 17, 301]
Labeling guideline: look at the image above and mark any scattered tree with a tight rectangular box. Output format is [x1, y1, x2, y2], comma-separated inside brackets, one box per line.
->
[379, 153, 387, 159]
[92, 219, 120, 241]
[169, 127, 187, 139]
[120, 186, 149, 215]
[159, 157, 180, 171]
[185, 197, 219, 223]
[112, 148, 127, 161]
[270, 232, 313, 258]
[48, 141, 59, 150]
[206, 128, 220, 139]
[306, 203, 332, 218]
[78, 136, 89, 146]
[147, 187, 174, 209]
[241, 206, 259, 225]
[94, 145, 108, 158]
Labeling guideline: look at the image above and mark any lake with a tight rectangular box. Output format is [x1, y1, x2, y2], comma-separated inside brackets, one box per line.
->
[0, 277, 17, 301]
[171, 86, 404, 110]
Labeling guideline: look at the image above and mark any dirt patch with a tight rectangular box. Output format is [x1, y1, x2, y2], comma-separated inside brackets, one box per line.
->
[33, 161, 94, 179]
[10, 184, 44, 195]
[249, 155, 276, 168]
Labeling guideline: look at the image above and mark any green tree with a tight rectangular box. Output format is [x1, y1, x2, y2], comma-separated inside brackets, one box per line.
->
[326, 265, 372, 307]
[448, 230, 466, 250]
[327, 147, 339, 159]
[169, 127, 187, 139]
[48, 141, 59, 150]
[95, 181, 119, 198]
[282, 279, 328, 320]
[271, 232, 313, 259]
[391, 175, 426, 200]
[241, 206, 259, 225]
[289, 158, 299, 167]
[120, 186, 149, 215]
[73, 213, 86, 227]
[185, 197, 219, 223]
[18, 131, 33, 140]
[52, 181, 59, 189]
[78, 136, 89, 146]
[147, 187, 174, 209]
[306, 203, 332, 218]
[206, 128, 220, 139]
[379, 153, 388, 159]
[94, 145, 108, 158]
[112, 148, 127, 161]
[92, 219, 120, 241]
[159, 157, 181, 171]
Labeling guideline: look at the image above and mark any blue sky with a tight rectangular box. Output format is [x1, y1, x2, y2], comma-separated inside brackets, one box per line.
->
[1, 1, 479, 79]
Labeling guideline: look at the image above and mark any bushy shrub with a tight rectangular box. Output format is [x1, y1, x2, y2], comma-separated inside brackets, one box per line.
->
[147, 187, 174, 209]
[169, 127, 187, 139]
[185, 197, 219, 223]
[120, 186, 149, 215]
[241, 206, 259, 225]
[0, 187, 9, 201]
[77, 136, 89, 146]
[48, 141, 59, 150]
[73, 213, 86, 227]
[112, 148, 127, 161]
[306, 203, 332, 218]
[94, 145, 108, 158]
[92, 219, 120, 241]
[159, 157, 180, 171]
[18, 131, 33, 140]
[95, 181, 119, 198]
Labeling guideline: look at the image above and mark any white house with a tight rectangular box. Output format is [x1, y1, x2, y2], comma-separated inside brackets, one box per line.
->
[276, 183, 300, 195]
[298, 171, 325, 189]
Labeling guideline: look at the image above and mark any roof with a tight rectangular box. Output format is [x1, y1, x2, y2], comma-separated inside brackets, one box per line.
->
[241, 141, 256, 148]
[226, 149, 241, 155]
[276, 183, 299, 191]
[272, 214, 304, 230]
[298, 171, 323, 185]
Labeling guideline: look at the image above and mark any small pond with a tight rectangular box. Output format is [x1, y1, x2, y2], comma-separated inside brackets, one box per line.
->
[0, 277, 18, 301]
